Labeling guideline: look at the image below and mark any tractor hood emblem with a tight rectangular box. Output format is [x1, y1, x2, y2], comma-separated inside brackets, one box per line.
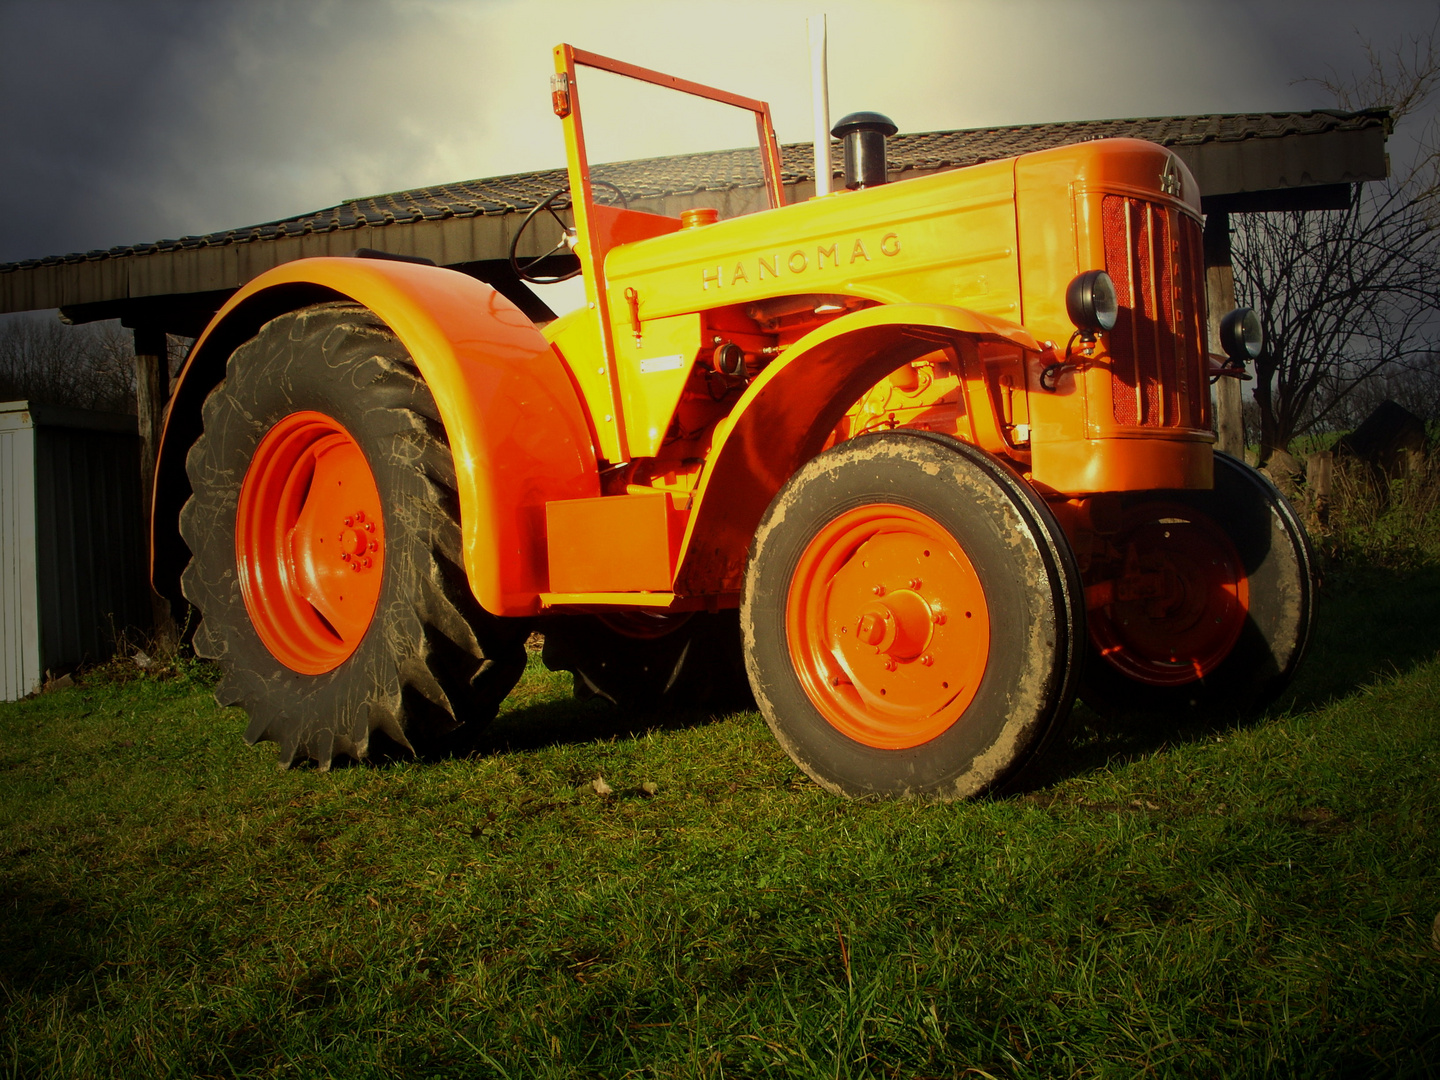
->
[1159, 156, 1184, 198]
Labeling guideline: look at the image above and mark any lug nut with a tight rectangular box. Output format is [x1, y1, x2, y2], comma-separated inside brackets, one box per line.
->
[873, 585, 885, 596]
[883, 659, 896, 672]
[932, 611, 946, 625]
[344, 517, 354, 527]
[342, 553, 352, 562]
[921, 654, 934, 667]
[356, 511, 365, 522]
[351, 563, 362, 572]
[362, 557, 372, 568]
[364, 522, 374, 532]
[909, 578, 922, 589]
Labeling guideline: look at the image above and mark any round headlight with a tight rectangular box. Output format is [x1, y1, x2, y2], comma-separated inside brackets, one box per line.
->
[1220, 308, 1263, 362]
[1066, 270, 1118, 334]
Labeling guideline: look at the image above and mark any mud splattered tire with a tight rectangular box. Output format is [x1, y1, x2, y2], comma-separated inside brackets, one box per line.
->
[180, 302, 527, 767]
[1080, 452, 1317, 718]
[742, 431, 1082, 800]
[540, 610, 753, 712]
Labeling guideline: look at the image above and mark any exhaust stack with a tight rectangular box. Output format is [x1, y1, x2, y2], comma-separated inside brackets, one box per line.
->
[832, 111, 897, 190]
[807, 15, 832, 197]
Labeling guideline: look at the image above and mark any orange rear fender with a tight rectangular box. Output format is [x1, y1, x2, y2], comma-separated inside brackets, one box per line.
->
[153, 258, 598, 617]
[674, 303, 1040, 595]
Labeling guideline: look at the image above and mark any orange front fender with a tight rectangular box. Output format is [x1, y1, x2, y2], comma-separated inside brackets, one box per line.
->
[674, 303, 1040, 595]
[153, 258, 598, 617]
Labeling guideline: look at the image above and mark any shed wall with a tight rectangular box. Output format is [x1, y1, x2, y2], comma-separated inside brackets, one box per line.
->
[0, 402, 150, 699]
[33, 417, 150, 671]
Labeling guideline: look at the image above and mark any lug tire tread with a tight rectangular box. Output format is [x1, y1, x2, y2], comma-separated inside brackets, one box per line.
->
[179, 302, 526, 768]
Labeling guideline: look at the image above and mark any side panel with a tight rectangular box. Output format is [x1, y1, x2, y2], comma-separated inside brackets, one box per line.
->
[547, 492, 688, 593]
[154, 258, 598, 617]
[603, 159, 1021, 321]
[674, 304, 1039, 595]
[611, 311, 704, 457]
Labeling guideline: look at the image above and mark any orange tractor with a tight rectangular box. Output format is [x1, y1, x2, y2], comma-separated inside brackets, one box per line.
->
[150, 46, 1315, 799]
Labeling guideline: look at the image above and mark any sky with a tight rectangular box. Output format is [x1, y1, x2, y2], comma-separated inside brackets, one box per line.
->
[2, 0, 1438, 268]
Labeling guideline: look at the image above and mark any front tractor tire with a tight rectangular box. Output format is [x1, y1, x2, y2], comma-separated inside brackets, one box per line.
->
[742, 431, 1083, 801]
[180, 302, 528, 768]
[1080, 452, 1317, 719]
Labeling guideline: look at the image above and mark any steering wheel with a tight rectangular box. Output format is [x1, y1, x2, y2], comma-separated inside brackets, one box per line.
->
[509, 180, 628, 284]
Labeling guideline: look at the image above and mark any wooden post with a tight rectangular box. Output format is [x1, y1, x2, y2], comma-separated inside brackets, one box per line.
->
[1204, 210, 1245, 461]
[1308, 449, 1332, 528]
[132, 325, 171, 636]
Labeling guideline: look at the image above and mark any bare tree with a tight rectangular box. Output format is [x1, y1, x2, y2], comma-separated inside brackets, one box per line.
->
[0, 315, 137, 413]
[1231, 24, 1440, 463]
[1309, 23, 1440, 198]
[1233, 183, 1440, 457]
[1332, 349, 1440, 428]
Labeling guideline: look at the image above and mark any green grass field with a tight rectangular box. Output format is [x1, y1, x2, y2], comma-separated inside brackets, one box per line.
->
[3, 565, 1439, 1078]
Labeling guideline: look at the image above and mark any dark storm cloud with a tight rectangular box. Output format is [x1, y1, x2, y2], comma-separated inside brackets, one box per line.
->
[3, 0, 1439, 268]
[0, 0, 503, 264]
[1, 0, 212, 261]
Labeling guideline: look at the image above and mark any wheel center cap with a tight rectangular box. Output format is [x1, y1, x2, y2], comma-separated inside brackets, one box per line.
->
[855, 589, 931, 658]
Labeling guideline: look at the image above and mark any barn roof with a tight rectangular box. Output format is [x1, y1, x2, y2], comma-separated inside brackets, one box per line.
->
[0, 108, 1391, 332]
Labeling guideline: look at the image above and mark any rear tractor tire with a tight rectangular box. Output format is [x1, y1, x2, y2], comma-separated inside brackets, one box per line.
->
[742, 431, 1083, 800]
[1080, 452, 1317, 719]
[179, 302, 528, 768]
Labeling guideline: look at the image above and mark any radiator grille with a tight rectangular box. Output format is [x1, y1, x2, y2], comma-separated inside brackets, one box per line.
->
[1102, 196, 1208, 428]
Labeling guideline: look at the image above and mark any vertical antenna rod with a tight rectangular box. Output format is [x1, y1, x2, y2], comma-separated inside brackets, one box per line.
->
[808, 14, 832, 197]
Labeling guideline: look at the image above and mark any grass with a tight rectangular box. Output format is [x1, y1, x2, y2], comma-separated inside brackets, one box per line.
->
[1277, 425, 1440, 571]
[1314, 453, 1440, 569]
[3, 568, 1439, 1078]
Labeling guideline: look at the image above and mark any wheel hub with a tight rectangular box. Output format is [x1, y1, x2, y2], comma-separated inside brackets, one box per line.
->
[1087, 507, 1248, 685]
[786, 504, 990, 749]
[237, 411, 386, 675]
[854, 588, 932, 658]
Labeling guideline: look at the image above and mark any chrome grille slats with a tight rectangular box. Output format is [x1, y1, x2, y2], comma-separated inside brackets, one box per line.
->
[1101, 195, 1207, 430]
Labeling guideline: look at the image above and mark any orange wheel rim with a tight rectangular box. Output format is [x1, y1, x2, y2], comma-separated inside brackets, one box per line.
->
[1089, 505, 1249, 686]
[785, 504, 990, 749]
[236, 411, 385, 675]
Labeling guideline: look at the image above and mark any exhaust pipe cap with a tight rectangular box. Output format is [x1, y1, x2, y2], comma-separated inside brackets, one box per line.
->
[832, 111, 897, 190]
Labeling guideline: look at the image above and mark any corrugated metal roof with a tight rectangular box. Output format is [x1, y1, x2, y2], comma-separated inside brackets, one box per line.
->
[0, 109, 1389, 276]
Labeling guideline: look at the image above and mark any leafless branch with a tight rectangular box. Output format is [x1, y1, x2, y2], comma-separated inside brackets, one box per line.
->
[1237, 24, 1440, 460]
[1300, 19, 1440, 122]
